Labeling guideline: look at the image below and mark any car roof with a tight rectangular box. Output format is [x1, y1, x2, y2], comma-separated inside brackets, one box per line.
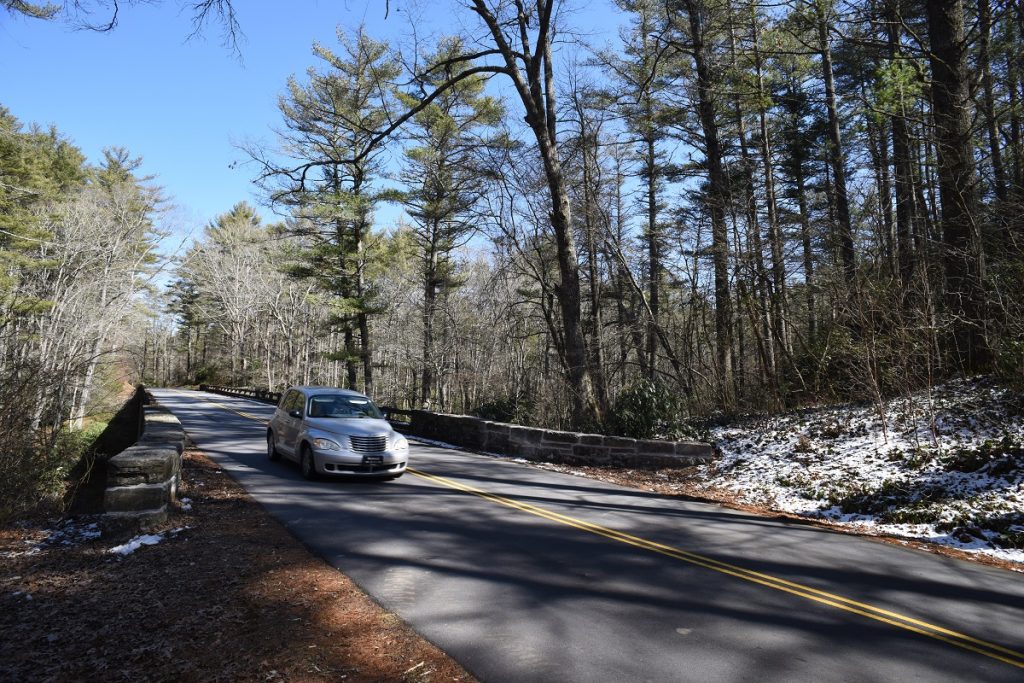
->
[289, 386, 371, 399]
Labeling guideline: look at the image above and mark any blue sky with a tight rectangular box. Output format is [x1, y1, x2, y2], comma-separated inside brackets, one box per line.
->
[1, 1, 621, 245]
[1, 2, 406, 234]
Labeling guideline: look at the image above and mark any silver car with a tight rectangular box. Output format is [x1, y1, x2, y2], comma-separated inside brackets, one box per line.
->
[267, 386, 409, 480]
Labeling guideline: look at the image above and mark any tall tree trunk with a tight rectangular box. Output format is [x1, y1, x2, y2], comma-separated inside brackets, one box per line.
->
[1009, 0, 1024, 197]
[782, 77, 817, 342]
[1010, 41, 1023, 194]
[729, 9, 776, 387]
[682, 0, 735, 402]
[863, 91, 895, 273]
[344, 326, 357, 389]
[352, 177, 374, 396]
[752, 10, 788, 356]
[645, 135, 661, 378]
[795, 158, 817, 342]
[612, 153, 646, 379]
[886, 2, 922, 288]
[731, 217, 748, 390]
[582, 130, 609, 412]
[978, 0, 1009, 203]
[421, 231, 438, 408]
[471, 0, 600, 426]
[816, 0, 857, 286]
[926, 0, 990, 370]
[331, 167, 359, 391]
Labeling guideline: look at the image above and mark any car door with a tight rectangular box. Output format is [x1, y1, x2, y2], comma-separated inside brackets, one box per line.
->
[278, 390, 305, 458]
[270, 392, 291, 455]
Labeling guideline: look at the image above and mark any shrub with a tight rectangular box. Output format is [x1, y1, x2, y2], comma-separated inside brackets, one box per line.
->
[605, 379, 700, 441]
[0, 422, 106, 524]
[193, 365, 222, 386]
[941, 436, 1024, 474]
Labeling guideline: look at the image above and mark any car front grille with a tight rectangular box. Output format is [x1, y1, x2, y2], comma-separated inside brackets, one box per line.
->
[350, 435, 387, 453]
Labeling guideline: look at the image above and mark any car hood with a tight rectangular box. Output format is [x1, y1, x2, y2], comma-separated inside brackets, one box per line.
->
[304, 417, 393, 438]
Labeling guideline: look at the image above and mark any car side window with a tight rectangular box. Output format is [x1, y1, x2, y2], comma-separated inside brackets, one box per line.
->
[282, 390, 303, 417]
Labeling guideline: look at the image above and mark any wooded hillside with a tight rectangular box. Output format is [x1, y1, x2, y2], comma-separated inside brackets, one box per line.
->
[160, 0, 1023, 428]
[3, 0, 1024, 514]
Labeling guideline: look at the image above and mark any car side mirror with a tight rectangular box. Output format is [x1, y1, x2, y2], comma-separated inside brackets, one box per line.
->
[288, 409, 302, 419]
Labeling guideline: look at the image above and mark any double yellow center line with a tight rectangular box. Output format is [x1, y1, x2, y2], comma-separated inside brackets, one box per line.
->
[411, 468, 1024, 669]
[175, 389, 1024, 669]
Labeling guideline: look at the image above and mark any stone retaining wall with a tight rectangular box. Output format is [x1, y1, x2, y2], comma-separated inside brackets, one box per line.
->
[103, 403, 186, 531]
[393, 410, 714, 468]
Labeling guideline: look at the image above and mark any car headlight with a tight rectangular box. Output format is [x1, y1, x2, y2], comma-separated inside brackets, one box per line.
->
[393, 435, 409, 451]
[313, 438, 341, 451]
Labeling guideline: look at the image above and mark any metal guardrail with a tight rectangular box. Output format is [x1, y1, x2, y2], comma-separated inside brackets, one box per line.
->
[200, 384, 282, 406]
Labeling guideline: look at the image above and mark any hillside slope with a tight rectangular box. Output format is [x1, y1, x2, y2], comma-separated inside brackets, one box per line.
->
[703, 378, 1023, 563]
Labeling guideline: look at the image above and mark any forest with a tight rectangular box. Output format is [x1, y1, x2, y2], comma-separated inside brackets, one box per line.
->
[2, 0, 1023, 516]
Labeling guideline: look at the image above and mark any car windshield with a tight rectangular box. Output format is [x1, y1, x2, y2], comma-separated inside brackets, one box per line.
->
[307, 394, 384, 419]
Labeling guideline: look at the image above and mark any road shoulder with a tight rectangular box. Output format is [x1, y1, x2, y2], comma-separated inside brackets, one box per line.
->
[0, 442, 474, 682]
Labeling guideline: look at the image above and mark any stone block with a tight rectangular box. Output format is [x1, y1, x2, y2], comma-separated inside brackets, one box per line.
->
[107, 446, 178, 486]
[484, 429, 510, 454]
[101, 507, 169, 538]
[675, 442, 714, 459]
[637, 440, 677, 454]
[485, 423, 510, 437]
[572, 444, 608, 457]
[509, 426, 544, 444]
[104, 480, 173, 513]
[138, 409, 186, 454]
[455, 418, 487, 450]
[409, 410, 433, 436]
[535, 445, 572, 461]
[603, 436, 637, 449]
[513, 444, 538, 460]
[573, 445, 611, 465]
[103, 396, 185, 531]
[580, 434, 604, 445]
[542, 430, 579, 444]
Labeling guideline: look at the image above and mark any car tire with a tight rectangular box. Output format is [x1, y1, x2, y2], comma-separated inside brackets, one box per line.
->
[300, 444, 317, 481]
[267, 431, 282, 462]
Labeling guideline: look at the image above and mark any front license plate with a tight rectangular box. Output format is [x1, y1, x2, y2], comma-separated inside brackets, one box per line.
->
[362, 455, 384, 465]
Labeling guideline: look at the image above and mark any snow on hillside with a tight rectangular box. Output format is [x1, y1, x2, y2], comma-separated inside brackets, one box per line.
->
[702, 378, 1024, 564]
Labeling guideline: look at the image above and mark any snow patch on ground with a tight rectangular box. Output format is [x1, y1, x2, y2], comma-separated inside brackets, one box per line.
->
[43, 518, 102, 547]
[702, 378, 1024, 564]
[109, 534, 163, 555]
[1, 518, 104, 559]
[108, 527, 189, 556]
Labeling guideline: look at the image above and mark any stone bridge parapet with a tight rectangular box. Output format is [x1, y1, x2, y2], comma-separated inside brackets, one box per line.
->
[103, 401, 185, 531]
[384, 409, 715, 468]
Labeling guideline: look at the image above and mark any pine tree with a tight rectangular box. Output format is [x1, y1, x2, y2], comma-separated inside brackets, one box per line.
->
[258, 27, 401, 395]
[398, 37, 504, 409]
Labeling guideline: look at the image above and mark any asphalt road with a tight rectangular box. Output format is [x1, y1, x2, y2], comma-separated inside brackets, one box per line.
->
[152, 388, 1024, 682]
